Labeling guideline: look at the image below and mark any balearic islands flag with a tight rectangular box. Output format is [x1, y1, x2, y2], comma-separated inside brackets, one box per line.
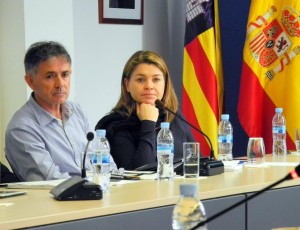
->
[182, 0, 223, 158]
[238, 0, 300, 154]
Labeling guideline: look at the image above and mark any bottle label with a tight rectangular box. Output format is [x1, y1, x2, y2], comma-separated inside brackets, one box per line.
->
[157, 144, 174, 154]
[157, 144, 174, 180]
[101, 152, 110, 164]
[92, 152, 110, 165]
[272, 126, 286, 134]
[218, 135, 233, 143]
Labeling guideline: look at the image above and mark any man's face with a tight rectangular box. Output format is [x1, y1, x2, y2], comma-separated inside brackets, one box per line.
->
[25, 57, 71, 112]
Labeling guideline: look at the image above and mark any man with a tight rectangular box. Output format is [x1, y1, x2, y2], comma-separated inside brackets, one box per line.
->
[5, 41, 112, 181]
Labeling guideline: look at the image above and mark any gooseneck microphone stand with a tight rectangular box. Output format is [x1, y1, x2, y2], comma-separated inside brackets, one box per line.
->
[155, 99, 215, 160]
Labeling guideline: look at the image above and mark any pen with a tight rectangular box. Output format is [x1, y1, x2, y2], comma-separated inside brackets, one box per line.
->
[111, 175, 140, 180]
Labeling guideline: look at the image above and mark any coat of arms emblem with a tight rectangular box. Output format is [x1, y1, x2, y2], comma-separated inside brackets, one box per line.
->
[247, 6, 300, 80]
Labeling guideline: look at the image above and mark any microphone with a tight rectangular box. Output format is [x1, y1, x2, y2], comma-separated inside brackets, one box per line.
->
[191, 164, 300, 229]
[81, 132, 95, 178]
[50, 131, 102, 201]
[155, 99, 224, 176]
[155, 99, 215, 160]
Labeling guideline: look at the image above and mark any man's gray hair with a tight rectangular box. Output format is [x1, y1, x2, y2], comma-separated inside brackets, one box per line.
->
[24, 41, 71, 75]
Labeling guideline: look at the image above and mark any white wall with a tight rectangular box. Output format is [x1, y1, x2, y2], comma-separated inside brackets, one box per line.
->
[0, 0, 27, 164]
[73, 0, 142, 126]
[23, 0, 75, 99]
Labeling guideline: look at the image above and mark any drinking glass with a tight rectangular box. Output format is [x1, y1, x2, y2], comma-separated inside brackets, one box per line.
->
[247, 137, 265, 165]
[295, 128, 300, 153]
[183, 142, 200, 178]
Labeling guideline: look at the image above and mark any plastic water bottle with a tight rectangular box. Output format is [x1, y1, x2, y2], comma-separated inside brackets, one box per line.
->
[172, 184, 207, 230]
[218, 114, 233, 161]
[91, 129, 111, 192]
[157, 122, 174, 180]
[272, 108, 287, 156]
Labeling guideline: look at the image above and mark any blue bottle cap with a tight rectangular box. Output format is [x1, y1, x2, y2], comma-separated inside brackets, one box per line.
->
[180, 184, 198, 196]
[221, 114, 229, 120]
[160, 122, 170, 129]
[275, 108, 283, 113]
[96, 129, 106, 137]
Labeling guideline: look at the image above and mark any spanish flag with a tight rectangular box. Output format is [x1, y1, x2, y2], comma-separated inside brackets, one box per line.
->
[182, 0, 223, 158]
[238, 0, 300, 154]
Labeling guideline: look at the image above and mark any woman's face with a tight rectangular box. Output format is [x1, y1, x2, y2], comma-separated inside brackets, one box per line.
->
[124, 63, 165, 105]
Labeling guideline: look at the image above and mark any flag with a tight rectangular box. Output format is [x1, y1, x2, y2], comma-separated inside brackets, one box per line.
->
[182, 0, 223, 158]
[238, 0, 300, 154]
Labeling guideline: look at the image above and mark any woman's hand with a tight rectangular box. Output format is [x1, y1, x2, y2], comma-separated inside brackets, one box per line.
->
[136, 103, 159, 122]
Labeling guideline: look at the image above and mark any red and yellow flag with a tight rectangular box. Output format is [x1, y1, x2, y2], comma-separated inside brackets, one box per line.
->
[182, 0, 223, 158]
[238, 0, 300, 154]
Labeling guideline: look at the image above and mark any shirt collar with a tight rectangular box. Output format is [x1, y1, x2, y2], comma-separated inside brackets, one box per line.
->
[28, 93, 73, 126]
[61, 101, 73, 125]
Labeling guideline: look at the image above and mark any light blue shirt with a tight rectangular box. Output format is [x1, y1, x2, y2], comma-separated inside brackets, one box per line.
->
[5, 94, 114, 181]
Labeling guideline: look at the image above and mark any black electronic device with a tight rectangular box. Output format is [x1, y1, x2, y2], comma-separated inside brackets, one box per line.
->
[174, 157, 224, 176]
[199, 157, 224, 176]
[135, 157, 224, 176]
[50, 176, 102, 201]
[155, 99, 224, 176]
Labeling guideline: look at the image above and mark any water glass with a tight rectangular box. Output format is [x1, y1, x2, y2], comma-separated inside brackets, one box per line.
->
[296, 128, 300, 153]
[183, 142, 200, 178]
[247, 137, 265, 165]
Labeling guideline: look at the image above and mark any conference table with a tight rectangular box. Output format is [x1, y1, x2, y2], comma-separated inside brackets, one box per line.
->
[1, 154, 300, 230]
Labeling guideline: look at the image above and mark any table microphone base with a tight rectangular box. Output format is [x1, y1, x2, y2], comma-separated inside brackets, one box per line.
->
[200, 157, 224, 176]
[136, 157, 224, 176]
[50, 176, 103, 201]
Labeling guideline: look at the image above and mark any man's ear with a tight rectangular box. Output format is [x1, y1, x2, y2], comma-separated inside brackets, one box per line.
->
[25, 74, 35, 91]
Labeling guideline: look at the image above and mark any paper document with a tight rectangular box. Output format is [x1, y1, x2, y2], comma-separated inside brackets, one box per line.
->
[5, 179, 66, 189]
[290, 151, 300, 156]
[265, 162, 299, 167]
[124, 170, 157, 180]
[244, 163, 269, 168]
[223, 160, 244, 172]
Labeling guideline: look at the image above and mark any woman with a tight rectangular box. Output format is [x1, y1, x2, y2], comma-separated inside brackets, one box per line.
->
[95, 50, 194, 170]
